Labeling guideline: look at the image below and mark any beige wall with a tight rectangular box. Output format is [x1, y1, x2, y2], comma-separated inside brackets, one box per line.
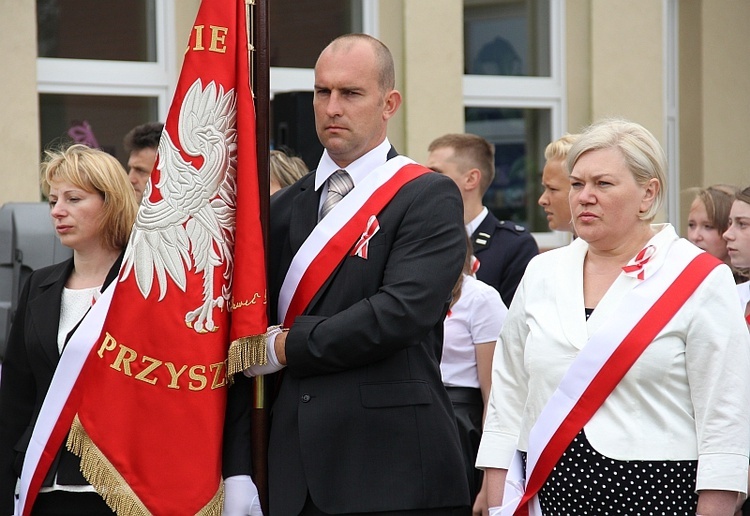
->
[0, 0, 41, 204]
[678, 1, 750, 233]
[590, 0, 664, 142]
[401, 0, 465, 164]
[378, 0, 464, 164]
[175, 0, 201, 73]
[565, 0, 592, 134]
[377, 0, 406, 155]
[701, 2, 750, 189]
[3, 0, 750, 232]
[678, 1, 703, 228]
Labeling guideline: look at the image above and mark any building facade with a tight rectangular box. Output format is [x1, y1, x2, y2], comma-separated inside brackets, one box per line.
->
[1, 0, 748, 248]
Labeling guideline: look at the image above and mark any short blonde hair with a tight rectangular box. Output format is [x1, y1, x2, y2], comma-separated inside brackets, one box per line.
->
[270, 149, 309, 189]
[567, 118, 666, 221]
[544, 133, 579, 163]
[41, 144, 137, 250]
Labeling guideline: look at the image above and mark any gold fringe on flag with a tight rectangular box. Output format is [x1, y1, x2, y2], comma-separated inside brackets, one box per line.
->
[227, 332, 267, 376]
[67, 414, 225, 515]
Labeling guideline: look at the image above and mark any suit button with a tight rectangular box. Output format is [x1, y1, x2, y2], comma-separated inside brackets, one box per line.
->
[301, 394, 311, 403]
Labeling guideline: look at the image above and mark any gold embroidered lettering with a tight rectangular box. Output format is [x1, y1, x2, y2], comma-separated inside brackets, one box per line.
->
[208, 25, 228, 53]
[192, 25, 205, 51]
[135, 356, 162, 385]
[210, 361, 227, 389]
[97, 332, 117, 358]
[165, 362, 188, 389]
[111, 345, 137, 376]
[189, 365, 207, 391]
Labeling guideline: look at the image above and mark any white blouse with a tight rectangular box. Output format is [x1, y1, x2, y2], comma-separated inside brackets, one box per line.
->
[57, 286, 100, 354]
[476, 224, 750, 493]
[441, 274, 507, 388]
[42, 284, 101, 494]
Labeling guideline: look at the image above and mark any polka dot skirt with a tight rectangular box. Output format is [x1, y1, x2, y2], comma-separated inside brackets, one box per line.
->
[523, 430, 698, 515]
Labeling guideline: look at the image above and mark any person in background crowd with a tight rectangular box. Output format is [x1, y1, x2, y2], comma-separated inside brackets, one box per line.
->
[441, 235, 507, 516]
[123, 122, 163, 204]
[477, 118, 750, 515]
[0, 144, 138, 515]
[427, 133, 538, 305]
[724, 186, 750, 322]
[538, 134, 578, 234]
[229, 33, 470, 516]
[270, 147, 309, 194]
[723, 187, 750, 516]
[688, 184, 742, 281]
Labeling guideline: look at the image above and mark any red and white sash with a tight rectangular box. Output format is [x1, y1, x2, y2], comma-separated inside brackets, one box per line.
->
[500, 241, 720, 516]
[15, 282, 116, 516]
[278, 156, 429, 326]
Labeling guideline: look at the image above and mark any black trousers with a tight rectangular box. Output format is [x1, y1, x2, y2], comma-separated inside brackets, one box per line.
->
[446, 386, 484, 504]
[32, 491, 114, 516]
[300, 493, 471, 515]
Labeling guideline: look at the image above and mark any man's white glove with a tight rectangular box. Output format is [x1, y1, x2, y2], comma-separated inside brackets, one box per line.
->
[243, 326, 286, 377]
[223, 475, 263, 516]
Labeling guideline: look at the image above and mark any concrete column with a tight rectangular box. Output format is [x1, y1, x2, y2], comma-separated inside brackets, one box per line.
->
[0, 0, 42, 204]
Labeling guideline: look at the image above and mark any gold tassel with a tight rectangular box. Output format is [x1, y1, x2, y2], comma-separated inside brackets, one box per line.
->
[67, 415, 225, 515]
[227, 332, 267, 376]
[196, 482, 224, 516]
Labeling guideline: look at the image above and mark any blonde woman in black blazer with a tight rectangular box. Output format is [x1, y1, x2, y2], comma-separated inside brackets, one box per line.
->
[0, 144, 137, 515]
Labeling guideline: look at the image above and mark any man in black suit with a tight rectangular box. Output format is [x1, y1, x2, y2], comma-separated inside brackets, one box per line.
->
[232, 34, 470, 515]
[427, 134, 538, 305]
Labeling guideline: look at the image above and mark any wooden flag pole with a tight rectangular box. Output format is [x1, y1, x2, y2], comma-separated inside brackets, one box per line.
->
[248, 0, 270, 512]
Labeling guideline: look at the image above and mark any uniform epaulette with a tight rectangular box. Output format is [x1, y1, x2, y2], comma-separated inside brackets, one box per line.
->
[497, 220, 528, 233]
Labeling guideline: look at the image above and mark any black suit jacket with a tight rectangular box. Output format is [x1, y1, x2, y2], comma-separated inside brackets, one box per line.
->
[0, 256, 121, 514]
[472, 210, 539, 305]
[266, 151, 470, 515]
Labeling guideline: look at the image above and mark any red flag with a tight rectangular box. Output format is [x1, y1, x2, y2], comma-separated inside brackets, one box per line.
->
[18, 0, 267, 513]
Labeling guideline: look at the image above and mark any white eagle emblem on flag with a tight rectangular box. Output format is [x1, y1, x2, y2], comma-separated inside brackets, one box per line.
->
[121, 79, 237, 333]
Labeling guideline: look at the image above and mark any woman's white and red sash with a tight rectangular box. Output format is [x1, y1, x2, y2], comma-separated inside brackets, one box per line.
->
[278, 156, 430, 326]
[501, 241, 721, 516]
[15, 283, 116, 516]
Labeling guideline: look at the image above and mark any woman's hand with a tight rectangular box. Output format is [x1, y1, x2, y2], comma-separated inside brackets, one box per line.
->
[696, 489, 741, 516]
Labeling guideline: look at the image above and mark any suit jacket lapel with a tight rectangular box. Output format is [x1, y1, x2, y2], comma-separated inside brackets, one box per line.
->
[290, 147, 400, 316]
[556, 239, 588, 350]
[288, 175, 320, 255]
[28, 259, 74, 368]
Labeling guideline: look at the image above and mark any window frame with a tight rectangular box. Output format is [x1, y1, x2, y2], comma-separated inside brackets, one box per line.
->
[464, 0, 569, 250]
[35, 0, 177, 122]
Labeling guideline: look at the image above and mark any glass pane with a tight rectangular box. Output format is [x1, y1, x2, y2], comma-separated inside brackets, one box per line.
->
[270, 0, 362, 68]
[464, 0, 551, 77]
[465, 106, 551, 232]
[37, 0, 157, 61]
[39, 94, 159, 168]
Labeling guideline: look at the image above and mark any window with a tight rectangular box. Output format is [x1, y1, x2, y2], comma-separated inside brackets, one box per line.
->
[268, 1, 372, 162]
[466, 107, 550, 231]
[269, 0, 374, 95]
[464, 0, 566, 248]
[36, 0, 174, 167]
[39, 94, 158, 157]
[270, 0, 363, 69]
[37, 0, 157, 62]
[464, 0, 550, 77]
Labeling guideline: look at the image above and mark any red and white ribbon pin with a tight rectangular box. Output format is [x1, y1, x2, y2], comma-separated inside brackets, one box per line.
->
[351, 215, 380, 259]
[622, 244, 656, 280]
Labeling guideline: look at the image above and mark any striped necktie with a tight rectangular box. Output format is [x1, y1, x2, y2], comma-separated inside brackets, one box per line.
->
[319, 169, 354, 220]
